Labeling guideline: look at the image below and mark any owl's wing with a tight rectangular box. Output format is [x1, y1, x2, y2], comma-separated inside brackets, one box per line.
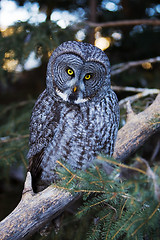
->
[95, 90, 119, 174]
[27, 90, 61, 191]
[101, 89, 120, 156]
[28, 150, 45, 191]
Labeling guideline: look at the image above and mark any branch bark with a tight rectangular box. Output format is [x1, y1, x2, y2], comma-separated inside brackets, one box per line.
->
[113, 92, 160, 161]
[0, 93, 160, 240]
[0, 172, 79, 240]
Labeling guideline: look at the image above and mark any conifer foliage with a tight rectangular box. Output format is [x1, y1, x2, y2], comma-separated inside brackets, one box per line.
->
[52, 157, 160, 240]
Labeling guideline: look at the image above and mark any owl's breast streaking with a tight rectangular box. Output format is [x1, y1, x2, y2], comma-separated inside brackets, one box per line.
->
[28, 88, 119, 192]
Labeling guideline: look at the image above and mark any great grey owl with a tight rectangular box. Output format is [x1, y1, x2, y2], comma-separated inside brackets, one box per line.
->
[28, 41, 119, 193]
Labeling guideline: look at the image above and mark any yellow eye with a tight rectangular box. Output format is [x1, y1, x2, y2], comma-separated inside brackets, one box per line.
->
[84, 74, 91, 80]
[67, 68, 74, 76]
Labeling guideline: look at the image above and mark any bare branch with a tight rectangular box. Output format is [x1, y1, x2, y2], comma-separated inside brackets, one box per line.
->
[111, 86, 160, 94]
[111, 56, 160, 76]
[119, 90, 160, 107]
[0, 172, 78, 240]
[87, 19, 160, 28]
[125, 101, 135, 122]
[113, 93, 160, 161]
[0, 134, 29, 144]
[111, 86, 160, 107]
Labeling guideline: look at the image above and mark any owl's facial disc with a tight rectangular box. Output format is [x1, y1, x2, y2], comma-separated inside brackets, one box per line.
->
[53, 53, 106, 104]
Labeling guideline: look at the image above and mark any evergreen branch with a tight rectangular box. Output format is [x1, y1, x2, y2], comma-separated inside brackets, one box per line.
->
[119, 199, 128, 219]
[95, 166, 103, 182]
[77, 198, 109, 216]
[105, 213, 116, 239]
[97, 156, 147, 175]
[56, 160, 83, 184]
[131, 203, 160, 237]
[74, 189, 106, 194]
[100, 212, 111, 221]
[125, 212, 141, 231]
[66, 174, 77, 185]
[112, 210, 138, 239]
[57, 160, 75, 176]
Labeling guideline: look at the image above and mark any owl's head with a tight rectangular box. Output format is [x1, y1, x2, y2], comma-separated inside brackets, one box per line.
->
[46, 41, 110, 104]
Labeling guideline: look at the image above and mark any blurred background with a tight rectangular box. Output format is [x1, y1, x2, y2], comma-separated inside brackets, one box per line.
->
[0, 0, 160, 239]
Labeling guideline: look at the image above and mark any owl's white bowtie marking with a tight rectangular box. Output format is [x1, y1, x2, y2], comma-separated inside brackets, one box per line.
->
[56, 87, 68, 101]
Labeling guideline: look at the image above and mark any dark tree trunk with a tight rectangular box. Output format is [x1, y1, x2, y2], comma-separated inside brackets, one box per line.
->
[89, 0, 97, 44]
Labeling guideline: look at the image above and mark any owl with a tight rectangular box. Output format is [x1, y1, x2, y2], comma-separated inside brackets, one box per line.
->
[28, 41, 119, 193]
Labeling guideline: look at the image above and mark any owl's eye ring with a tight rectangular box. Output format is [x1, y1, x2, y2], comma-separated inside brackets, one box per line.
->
[84, 73, 92, 80]
[66, 68, 74, 76]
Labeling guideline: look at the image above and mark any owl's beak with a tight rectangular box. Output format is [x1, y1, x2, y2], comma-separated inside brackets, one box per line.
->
[68, 86, 78, 102]
[73, 86, 77, 92]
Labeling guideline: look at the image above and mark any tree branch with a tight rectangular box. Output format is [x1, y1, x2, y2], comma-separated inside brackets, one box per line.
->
[113, 92, 160, 161]
[111, 86, 160, 107]
[0, 134, 29, 144]
[0, 172, 79, 240]
[0, 93, 160, 240]
[111, 56, 160, 76]
[111, 86, 160, 94]
[87, 19, 160, 28]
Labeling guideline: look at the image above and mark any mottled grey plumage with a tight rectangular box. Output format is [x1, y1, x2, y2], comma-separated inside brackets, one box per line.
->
[28, 41, 119, 192]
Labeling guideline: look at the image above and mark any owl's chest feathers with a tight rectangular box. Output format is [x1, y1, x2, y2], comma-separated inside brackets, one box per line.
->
[41, 100, 108, 177]
[57, 100, 105, 142]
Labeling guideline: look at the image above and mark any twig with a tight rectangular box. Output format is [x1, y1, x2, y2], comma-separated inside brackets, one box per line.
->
[111, 86, 160, 107]
[125, 101, 135, 122]
[0, 134, 29, 144]
[118, 89, 160, 107]
[111, 86, 160, 94]
[111, 56, 160, 76]
[111, 85, 160, 109]
[87, 19, 160, 28]
[151, 139, 160, 161]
